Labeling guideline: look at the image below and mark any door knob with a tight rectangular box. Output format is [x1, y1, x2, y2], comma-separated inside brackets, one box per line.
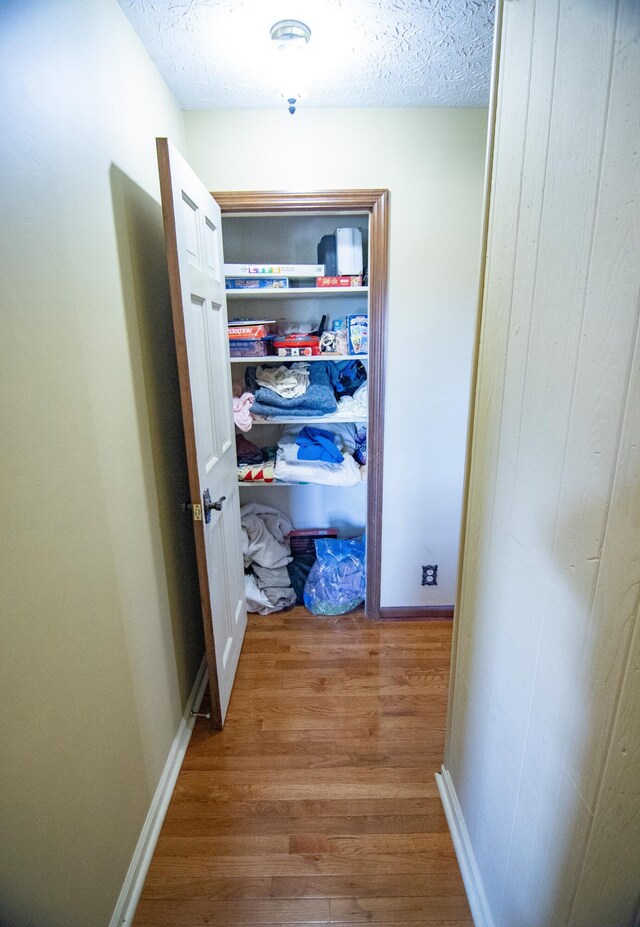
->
[202, 489, 226, 523]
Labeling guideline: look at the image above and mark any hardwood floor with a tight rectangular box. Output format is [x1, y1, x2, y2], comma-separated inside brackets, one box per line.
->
[134, 608, 472, 926]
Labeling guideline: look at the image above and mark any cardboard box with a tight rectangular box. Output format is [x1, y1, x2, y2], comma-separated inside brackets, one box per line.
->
[316, 275, 363, 288]
[228, 321, 278, 340]
[228, 338, 274, 357]
[226, 277, 288, 290]
[225, 263, 324, 277]
[289, 528, 339, 557]
[347, 315, 368, 355]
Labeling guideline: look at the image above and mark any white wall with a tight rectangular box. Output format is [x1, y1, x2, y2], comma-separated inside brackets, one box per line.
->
[0, 3, 202, 925]
[446, 1, 640, 924]
[185, 108, 487, 607]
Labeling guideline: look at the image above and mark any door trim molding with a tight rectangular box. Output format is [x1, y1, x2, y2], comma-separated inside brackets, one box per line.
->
[444, 0, 504, 760]
[109, 657, 208, 927]
[379, 606, 454, 621]
[436, 765, 495, 927]
[213, 190, 389, 619]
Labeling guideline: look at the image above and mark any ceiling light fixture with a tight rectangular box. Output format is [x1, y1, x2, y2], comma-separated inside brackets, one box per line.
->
[270, 19, 311, 115]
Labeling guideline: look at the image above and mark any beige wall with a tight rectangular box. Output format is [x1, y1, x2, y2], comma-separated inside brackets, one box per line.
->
[0, 3, 202, 925]
[446, 1, 640, 924]
[185, 107, 487, 607]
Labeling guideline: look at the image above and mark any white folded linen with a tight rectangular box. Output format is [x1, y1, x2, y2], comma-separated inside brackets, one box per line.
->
[333, 382, 368, 420]
[274, 449, 362, 487]
[256, 363, 310, 399]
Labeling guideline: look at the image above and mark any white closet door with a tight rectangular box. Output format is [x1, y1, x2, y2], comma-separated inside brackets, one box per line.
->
[157, 137, 246, 726]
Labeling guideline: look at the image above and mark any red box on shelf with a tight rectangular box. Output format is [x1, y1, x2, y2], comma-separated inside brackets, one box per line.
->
[316, 275, 363, 288]
[273, 334, 321, 357]
[228, 321, 278, 340]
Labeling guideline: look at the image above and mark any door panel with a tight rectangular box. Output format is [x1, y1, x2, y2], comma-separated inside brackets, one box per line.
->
[157, 137, 247, 726]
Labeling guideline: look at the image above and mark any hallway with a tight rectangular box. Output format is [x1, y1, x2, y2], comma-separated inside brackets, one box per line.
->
[134, 609, 472, 925]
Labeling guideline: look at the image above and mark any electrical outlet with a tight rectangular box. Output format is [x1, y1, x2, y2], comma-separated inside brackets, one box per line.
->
[422, 564, 438, 586]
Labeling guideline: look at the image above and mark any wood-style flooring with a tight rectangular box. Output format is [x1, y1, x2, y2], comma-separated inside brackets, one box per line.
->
[134, 608, 472, 926]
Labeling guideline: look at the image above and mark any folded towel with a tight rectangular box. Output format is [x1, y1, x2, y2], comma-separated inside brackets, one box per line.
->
[256, 363, 310, 398]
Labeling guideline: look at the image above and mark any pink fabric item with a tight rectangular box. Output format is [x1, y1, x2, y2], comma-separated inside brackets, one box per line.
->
[233, 392, 255, 432]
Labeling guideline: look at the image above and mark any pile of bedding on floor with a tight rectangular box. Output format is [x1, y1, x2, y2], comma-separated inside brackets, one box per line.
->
[241, 503, 296, 614]
[240, 503, 320, 613]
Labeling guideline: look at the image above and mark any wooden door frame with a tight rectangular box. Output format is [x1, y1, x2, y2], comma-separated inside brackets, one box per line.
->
[213, 189, 389, 619]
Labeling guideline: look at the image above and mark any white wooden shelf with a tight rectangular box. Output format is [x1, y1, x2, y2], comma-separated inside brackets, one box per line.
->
[250, 414, 367, 425]
[226, 286, 368, 299]
[238, 480, 367, 488]
[230, 354, 368, 364]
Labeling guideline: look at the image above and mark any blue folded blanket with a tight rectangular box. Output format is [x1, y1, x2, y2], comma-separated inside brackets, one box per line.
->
[296, 426, 344, 463]
[250, 363, 338, 418]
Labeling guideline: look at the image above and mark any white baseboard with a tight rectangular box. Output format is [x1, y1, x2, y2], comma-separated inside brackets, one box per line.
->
[109, 656, 208, 927]
[436, 765, 496, 927]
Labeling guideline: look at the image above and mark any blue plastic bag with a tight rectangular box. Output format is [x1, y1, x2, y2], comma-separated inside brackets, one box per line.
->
[303, 536, 366, 615]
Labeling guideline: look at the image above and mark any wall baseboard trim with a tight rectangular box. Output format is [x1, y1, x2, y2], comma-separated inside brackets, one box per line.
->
[109, 656, 208, 927]
[435, 765, 495, 927]
[379, 605, 454, 621]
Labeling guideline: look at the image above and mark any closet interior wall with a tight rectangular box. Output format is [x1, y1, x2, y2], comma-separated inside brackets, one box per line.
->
[223, 212, 368, 533]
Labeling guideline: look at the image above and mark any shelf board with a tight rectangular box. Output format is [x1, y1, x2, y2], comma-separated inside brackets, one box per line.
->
[230, 354, 368, 364]
[250, 414, 367, 425]
[238, 480, 367, 488]
[226, 286, 368, 299]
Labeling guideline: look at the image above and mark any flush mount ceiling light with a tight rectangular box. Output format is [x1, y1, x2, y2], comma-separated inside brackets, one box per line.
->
[270, 19, 312, 115]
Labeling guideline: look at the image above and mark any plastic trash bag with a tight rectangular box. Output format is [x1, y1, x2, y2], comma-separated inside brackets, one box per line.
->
[303, 536, 366, 615]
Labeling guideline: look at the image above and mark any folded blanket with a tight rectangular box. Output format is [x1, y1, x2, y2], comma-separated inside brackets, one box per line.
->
[249, 363, 338, 419]
[256, 363, 310, 398]
[274, 450, 362, 487]
[237, 460, 277, 483]
[237, 444, 277, 482]
[296, 426, 344, 462]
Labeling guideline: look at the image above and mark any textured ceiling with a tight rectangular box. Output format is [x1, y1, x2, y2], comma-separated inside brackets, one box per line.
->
[119, 0, 494, 109]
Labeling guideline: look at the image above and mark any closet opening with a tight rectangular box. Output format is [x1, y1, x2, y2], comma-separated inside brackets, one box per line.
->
[214, 190, 389, 621]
